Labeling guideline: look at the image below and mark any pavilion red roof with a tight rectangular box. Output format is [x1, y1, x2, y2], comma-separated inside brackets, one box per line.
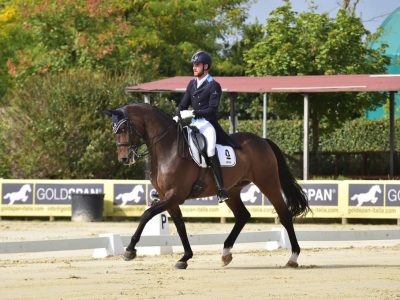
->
[126, 74, 400, 94]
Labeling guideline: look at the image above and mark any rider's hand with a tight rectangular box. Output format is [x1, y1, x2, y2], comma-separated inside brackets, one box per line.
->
[180, 110, 194, 119]
[172, 116, 179, 123]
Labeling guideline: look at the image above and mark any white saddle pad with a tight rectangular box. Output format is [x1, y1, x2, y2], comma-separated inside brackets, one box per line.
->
[186, 126, 236, 168]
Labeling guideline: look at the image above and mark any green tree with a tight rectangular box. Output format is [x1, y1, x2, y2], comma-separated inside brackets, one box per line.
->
[0, 70, 146, 179]
[217, 23, 265, 120]
[0, 1, 31, 101]
[0, 0, 250, 178]
[244, 0, 390, 151]
[8, 0, 248, 83]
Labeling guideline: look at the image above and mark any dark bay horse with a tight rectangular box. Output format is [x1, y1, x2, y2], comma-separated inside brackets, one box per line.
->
[104, 103, 310, 269]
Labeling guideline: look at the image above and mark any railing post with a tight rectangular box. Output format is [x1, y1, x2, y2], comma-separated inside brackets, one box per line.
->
[303, 94, 309, 180]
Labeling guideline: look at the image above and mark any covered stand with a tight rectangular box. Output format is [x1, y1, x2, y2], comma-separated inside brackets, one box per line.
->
[127, 74, 400, 179]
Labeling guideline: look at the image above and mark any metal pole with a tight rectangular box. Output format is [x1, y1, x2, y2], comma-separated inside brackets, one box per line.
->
[303, 94, 309, 180]
[144, 94, 150, 105]
[389, 91, 395, 178]
[223, 93, 237, 224]
[143, 94, 151, 180]
[263, 93, 268, 138]
[229, 93, 236, 134]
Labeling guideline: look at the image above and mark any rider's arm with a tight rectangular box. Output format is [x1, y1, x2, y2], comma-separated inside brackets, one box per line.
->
[177, 81, 193, 114]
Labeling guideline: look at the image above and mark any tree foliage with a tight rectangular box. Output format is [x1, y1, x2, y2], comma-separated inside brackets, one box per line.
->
[244, 0, 390, 150]
[7, 0, 248, 84]
[0, 1, 31, 100]
[0, 70, 146, 179]
[0, 0, 395, 179]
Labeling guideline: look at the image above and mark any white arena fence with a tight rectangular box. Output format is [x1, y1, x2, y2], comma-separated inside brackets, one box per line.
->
[1, 229, 400, 257]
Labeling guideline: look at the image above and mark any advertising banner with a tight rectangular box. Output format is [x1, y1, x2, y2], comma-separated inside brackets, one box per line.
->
[111, 181, 147, 216]
[345, 181, 400, 218]
[1, 179, 399, 219]
[0, 180, 105, 216]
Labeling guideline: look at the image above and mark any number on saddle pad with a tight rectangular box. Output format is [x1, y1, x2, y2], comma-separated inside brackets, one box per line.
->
[184, 125, 236, 168]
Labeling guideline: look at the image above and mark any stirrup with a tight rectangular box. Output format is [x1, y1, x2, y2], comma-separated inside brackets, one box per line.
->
[217, 189, 229, 203]
[150, 190, 160, 206]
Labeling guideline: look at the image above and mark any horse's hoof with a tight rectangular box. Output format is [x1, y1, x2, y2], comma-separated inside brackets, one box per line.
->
[286, 260, 298, 268]
[123, 249, 137, 261]
[175, 261, 188, 269]
[221, 253, 233, 266]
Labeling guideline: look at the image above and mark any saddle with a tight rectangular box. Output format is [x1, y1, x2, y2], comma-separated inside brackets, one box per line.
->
[184, 126, 236, 168]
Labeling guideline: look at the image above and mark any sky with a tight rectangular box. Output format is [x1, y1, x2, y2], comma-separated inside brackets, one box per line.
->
[248, 0, 400, 34]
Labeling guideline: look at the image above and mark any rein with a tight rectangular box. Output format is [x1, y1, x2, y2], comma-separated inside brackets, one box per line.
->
[176, 121, 191, 159]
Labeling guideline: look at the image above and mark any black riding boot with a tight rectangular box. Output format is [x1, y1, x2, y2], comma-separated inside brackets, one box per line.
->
[208, 154, 229, 203]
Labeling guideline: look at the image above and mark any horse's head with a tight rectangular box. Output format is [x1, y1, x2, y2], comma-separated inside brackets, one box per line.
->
[373, 185, 382, 194]
[103, 107, 144, 165]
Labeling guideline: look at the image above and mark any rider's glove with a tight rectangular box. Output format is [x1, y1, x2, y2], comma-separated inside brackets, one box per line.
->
[172, 116, 179, 122]
[180, 110, 194, 119]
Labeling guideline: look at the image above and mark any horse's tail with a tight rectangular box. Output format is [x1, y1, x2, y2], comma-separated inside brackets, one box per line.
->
[266, 139, 311, 218]
[3, 193, 10, 199]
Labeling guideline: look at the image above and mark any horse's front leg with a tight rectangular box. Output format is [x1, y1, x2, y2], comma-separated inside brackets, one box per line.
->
[124, 199, 173, 261]
[168, 206, 193, 269]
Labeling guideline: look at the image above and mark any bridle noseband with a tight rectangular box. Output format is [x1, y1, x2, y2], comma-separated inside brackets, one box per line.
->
[114, 117, 146, 163]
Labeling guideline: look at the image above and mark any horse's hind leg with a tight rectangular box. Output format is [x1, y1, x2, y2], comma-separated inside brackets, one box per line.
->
[222, 187, 251, 266]
[168, 205, 193, 269]
[254, 179, 300, 268]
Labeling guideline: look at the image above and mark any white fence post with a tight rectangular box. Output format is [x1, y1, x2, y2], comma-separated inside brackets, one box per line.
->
[265, 227, 290, 250]
[136, 211, 172, 256]
[92, 234, 124, 258]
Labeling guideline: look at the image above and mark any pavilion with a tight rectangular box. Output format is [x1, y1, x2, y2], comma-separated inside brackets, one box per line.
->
[126, 74, 400, 179]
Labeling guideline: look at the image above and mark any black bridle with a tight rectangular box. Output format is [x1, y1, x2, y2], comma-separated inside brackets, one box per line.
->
[114, 116, 176, 163]
[114, 117, 145, 162]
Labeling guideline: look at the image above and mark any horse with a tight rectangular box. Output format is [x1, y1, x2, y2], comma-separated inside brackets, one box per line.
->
[104, 103, 310, 269]
[115, 185, 145, 205]
[4, 184, 32, 205]
[350, 185, 382, 206]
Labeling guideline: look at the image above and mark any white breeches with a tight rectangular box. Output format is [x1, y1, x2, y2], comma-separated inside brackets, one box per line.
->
[191, 118, 216, 157]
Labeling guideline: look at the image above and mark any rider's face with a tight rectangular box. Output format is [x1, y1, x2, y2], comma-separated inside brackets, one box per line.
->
[193, 63, 208, 77]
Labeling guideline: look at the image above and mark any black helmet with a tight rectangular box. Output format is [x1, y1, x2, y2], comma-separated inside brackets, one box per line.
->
[191, 51, 212, 70]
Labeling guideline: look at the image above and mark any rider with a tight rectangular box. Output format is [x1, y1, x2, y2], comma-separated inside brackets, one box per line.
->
[174, 51, 236, 203]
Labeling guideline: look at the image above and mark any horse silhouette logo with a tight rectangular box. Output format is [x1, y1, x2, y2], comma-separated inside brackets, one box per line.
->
[241, 185, 261, 204]
[115, 185, 144, 205]
[350, 185, 382, 206]
[3, 184, 32, 205]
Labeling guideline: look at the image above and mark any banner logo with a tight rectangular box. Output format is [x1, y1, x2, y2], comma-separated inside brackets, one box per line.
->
[301, 183, 338, 206]
[36, 184, 103, 204]
[2, 184, 33, 205]
[114, 184, 145, 206]
[349, 184, 383, 206]
[240, 184, 262, 205]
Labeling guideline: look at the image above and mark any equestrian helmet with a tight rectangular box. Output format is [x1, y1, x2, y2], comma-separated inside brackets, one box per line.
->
[191, 51, 212, 70]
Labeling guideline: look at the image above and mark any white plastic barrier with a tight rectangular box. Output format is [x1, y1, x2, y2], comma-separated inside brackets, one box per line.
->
[1, 229, 399, 256]
[136, 211, 172, 256]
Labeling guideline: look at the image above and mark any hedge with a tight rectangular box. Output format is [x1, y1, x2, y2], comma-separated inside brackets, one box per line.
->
[220, 118, 400, 154]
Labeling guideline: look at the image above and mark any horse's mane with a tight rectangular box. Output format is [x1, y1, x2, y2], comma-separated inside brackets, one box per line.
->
[125, 103, 173, 124]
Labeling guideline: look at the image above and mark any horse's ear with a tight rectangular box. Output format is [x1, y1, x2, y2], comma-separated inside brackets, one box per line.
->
[102, 109, 113, 117]
[102, 108, 125, 119]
